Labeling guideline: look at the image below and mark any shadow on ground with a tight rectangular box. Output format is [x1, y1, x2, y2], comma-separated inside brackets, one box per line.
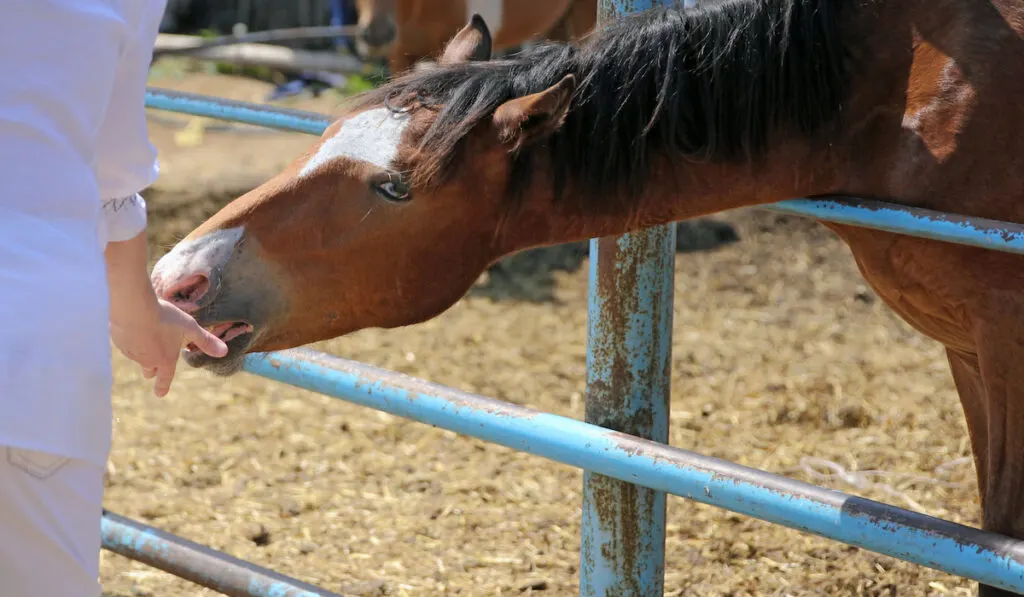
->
[470, 219, 740, 303]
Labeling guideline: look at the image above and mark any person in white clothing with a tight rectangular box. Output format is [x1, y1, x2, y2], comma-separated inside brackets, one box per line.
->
[0, 1, 228, 594]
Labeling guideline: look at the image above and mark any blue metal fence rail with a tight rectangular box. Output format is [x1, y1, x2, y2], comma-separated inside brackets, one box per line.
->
[122, 2, 1024, 594]
[246, 349, 1024, 594]
[101, 511, 343, 597]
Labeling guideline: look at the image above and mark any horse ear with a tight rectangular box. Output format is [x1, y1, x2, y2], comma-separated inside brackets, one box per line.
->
[492, 75, 577, 150]
[439, 14, 492, 63]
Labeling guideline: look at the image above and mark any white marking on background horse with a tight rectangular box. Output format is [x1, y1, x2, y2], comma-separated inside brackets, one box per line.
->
[300, 107, 412, 177]
[467, 0, 504, 37]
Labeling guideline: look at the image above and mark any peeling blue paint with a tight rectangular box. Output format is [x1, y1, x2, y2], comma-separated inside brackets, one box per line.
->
[766, 198, 1024, 254]
[580, 3, 679, 594]
[101, 512, 340, 597]
[583, 220, 675, 594]
[245, 348, 1024, 595]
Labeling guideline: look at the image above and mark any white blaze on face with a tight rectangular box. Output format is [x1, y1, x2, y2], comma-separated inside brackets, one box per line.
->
[152, 227, 244, 295]
[467, 0, 504, 37]
[300, 107, 412, 177]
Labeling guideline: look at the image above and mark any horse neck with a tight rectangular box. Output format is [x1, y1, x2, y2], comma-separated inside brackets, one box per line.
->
[508, 0, 930, 248]
[513, 141, 846, 247]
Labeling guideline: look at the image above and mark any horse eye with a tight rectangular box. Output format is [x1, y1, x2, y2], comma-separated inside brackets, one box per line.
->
[374, 180, 412, 203]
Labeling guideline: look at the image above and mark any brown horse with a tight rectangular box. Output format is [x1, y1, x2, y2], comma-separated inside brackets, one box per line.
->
[152, 2, 1024, 593]
[352, 0, 597, 72]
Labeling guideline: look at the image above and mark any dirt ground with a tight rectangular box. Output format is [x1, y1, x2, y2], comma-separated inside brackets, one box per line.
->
[100, 67, 981, 596]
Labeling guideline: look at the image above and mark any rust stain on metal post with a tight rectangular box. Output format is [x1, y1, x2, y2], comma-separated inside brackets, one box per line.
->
[581, 227, 675, 597]
[580, 13, 678, 596]
[580, 1, 677, 575]
[581, 13, 679, 594]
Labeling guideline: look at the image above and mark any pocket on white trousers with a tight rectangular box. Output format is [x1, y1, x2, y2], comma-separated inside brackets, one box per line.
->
[7, 447, 71, 479]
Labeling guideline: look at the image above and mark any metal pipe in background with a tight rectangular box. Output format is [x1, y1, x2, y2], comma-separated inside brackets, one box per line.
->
[101, 510, 345, 597]
[153, 26, 363, 57]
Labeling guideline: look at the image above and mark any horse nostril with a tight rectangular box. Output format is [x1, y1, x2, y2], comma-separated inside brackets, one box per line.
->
[364, 18, 396, 47]
[162, 273, 213, 311]
[381, 19, 396, 43]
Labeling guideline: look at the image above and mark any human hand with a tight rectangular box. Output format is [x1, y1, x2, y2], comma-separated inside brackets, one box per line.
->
[110, 298, 228, 397]
[105, 230, 228, 396]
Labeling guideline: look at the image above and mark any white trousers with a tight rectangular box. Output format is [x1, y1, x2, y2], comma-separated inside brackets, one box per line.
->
[0, 447, 105, 597]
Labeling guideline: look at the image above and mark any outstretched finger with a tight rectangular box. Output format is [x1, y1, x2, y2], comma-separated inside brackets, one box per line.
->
[185, 323, 229, 358]
[154, 360, 178, 398]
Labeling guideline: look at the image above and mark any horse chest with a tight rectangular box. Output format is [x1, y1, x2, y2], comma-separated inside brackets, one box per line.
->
[825, 223, 977, 352]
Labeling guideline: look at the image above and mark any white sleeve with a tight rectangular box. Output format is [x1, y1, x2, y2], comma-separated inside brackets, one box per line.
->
[101, 193, 149, 243]
[95, 0, 167, 242]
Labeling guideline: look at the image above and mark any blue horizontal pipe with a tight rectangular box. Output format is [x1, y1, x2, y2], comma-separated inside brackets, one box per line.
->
[764, 198, 1024, 255]
[101, 510, 342, 597]
[245, 348, 1024, 595]
[144, 86, 1024, 256]
[145, 88, 333, 135]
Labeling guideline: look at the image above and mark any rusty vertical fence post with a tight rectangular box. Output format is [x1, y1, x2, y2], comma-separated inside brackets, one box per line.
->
[580, 4, 678, 596]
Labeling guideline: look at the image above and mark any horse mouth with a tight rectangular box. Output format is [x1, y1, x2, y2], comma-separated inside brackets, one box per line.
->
[204, 321, 253, 345]
[182, 321, 255, 374]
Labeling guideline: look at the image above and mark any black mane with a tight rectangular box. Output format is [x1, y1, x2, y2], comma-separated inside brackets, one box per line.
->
[352, 0, 853, 203]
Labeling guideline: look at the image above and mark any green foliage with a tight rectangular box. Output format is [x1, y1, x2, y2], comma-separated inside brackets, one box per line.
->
[342, 74, 378, 95]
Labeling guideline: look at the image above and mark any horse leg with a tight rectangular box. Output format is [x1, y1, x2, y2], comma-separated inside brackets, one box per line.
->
[833, 227, 1024, 595]
[945, 345, 1002, 595]
[957, 297, 1024, 596]
[946, 349, 989, 501]
[947, 348, 1012, 597]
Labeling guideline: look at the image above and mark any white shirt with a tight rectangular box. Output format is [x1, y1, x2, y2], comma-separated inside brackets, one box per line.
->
[0, 0, 166, 465]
